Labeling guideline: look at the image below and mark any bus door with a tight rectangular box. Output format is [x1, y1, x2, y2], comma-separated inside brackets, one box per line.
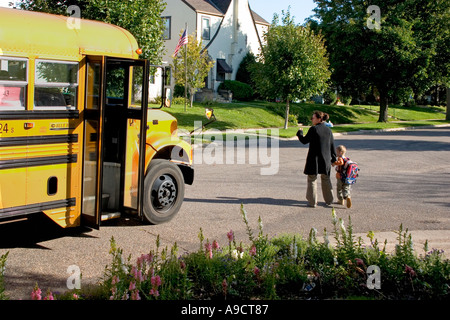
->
[82, 56, 105, 228]
[82, 56, 149, 228]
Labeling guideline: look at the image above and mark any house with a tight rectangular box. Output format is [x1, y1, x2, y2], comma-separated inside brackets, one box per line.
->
[161, 0, 269, 101]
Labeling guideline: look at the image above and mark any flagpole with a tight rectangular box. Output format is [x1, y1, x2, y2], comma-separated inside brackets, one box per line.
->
[184, 23, 188, 112]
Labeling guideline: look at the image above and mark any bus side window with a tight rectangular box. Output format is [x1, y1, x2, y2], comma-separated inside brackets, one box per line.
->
[0, 57, 27, 110]
[34, 60, 78, 110]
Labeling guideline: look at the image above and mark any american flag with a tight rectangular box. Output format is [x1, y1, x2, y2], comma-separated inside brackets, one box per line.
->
[173, 28, 188, 57]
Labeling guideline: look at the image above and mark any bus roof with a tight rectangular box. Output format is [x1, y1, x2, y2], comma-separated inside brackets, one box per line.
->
[0, 7, 139, 61]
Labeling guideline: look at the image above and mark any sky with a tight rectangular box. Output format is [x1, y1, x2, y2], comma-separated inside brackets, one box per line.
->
[0, 0, 318, 24]
[249, 0, 317, 24]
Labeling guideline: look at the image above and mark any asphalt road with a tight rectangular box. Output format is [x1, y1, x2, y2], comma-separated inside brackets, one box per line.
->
[1, 126, 449, 300]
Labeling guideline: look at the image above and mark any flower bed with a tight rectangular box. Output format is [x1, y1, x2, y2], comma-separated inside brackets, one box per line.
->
[1, 206, 449, 300]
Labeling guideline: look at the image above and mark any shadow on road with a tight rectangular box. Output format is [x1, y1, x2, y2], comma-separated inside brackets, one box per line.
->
[185, 196, 307, 207]
[0, 215, 95, 249]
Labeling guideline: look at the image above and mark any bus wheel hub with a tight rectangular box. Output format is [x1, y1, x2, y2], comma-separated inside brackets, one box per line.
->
[153, 175, 177, 208]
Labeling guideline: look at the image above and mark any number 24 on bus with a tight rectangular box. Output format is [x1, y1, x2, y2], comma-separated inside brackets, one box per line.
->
[0, 8, 211, 228]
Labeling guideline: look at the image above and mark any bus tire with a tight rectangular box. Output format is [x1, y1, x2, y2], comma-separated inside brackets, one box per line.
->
[143, 159, 185, 224]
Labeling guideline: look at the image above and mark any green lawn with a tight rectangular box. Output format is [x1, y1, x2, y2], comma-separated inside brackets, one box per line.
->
[158, 100, 449, 139]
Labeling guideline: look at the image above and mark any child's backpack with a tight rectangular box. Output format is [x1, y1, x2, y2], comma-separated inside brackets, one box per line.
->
[342, 157, 360, 184]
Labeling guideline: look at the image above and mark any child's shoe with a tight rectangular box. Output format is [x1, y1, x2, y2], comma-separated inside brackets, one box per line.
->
[346, 197, 352, 208]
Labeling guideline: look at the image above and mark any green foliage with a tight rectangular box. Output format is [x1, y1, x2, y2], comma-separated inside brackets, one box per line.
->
[218, 80, 254, 101]
[235, 52, 257, 89]
[17, 0, 166, 65]
[312, 0, 450, 122]
[251, 9, 331, 129]
[0, 251, 9, 300]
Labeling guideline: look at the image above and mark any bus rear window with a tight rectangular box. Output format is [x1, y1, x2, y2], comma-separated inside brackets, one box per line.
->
[0, 57, 27, 111]
[35, 60, 78, 110]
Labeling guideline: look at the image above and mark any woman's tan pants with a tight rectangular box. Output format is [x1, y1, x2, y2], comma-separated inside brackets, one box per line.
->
[306, 174, 334, 206]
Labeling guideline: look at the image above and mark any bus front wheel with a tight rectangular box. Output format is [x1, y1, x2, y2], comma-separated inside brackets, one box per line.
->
[143, 159, 185, 224]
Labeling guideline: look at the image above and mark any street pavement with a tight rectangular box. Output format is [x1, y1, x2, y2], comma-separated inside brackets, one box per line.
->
[0, 125, 449, 300]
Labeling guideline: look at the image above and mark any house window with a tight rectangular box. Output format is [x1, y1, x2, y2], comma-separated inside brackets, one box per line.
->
[162, 17, 171, 40]
[202, 17, 210, 40]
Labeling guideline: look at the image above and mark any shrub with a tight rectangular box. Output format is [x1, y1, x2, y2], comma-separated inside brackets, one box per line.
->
[218, 80, 253, 101]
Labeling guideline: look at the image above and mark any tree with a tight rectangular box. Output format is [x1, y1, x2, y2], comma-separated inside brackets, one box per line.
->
[171, 32, 214, 109]
[17, 0, 166, 65]
[251, 10, 331, 129]
[312, 0, 450, 122]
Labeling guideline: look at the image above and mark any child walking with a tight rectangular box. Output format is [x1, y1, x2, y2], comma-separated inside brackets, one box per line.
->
[334, 145, 353, 208]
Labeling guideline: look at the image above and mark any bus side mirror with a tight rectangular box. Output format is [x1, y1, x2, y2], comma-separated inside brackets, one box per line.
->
[164, 88, 172, 108]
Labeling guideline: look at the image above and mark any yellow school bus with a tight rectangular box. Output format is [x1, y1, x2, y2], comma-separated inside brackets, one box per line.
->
[0, 7, 193, 228]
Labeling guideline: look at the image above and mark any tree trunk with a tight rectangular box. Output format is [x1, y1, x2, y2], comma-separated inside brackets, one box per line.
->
[378, 90, 389, 122]
[446, 87, 450, 121]
[284, 99, 290, 130]
[190, 91, 194, 108]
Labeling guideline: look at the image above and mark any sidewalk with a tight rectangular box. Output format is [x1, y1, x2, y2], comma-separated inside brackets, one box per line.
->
[347, 230, 450, 259]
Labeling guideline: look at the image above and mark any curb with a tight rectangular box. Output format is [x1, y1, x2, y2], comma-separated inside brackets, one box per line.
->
[189, 123, 450, 145]
[333, 123, 450, 136]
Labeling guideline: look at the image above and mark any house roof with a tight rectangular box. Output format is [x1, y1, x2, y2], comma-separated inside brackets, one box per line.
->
[182, 0, 269, 24]
[182, 0, 225, 16]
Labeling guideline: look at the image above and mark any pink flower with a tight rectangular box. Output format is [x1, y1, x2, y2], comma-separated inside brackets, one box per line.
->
[249, 245, 257, 256]
[31, 286, 42, 300]
[149, 289, 159, 297]
[44, 292, 55, 300]
[111, 275, 119, 285]
[212, 240, 220, 250]
[72, 293, 79, 300]
[205, 241, 213, 259]
[131, 267, 144, 282]
[129, 281, 136, 291]
[405, 265, 416, 277]
[137, 253, 153, 268]
[222, 279, 228, 296]
[151, 275, 161, 287]
[355, 258, 365, 267]
[131, 289, 141, 300]
[149, 275, 161, 298]
[227, 230, 234, 242]
[254, 266, 260, 276]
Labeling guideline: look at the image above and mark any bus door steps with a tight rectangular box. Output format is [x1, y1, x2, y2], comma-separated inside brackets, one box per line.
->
[101, 212, 121, 221]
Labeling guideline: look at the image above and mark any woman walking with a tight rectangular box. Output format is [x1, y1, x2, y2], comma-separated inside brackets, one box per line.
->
[297, 111, 337, 207]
